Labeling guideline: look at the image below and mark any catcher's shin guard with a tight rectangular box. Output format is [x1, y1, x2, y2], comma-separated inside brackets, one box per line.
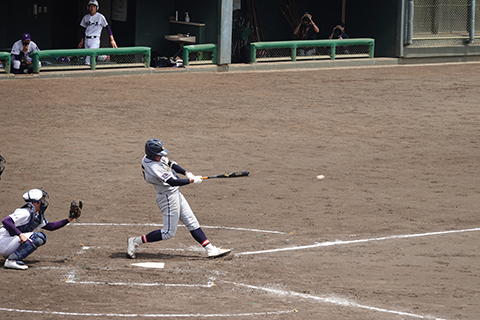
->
[13, 232, 47, 261]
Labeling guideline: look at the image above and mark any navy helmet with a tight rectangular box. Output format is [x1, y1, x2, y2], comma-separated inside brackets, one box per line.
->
[145, 139, 169, 160]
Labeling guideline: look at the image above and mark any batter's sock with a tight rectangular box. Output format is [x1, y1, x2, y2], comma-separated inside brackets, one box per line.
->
[190, 228, 210, 247]
[141, 230, 163, 243]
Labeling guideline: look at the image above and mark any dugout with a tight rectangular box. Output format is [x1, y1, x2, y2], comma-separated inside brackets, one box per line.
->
[1, 0, 480, 66]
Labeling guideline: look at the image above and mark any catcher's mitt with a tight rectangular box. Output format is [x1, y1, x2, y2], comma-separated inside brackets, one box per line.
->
[69, 200, 83, 219]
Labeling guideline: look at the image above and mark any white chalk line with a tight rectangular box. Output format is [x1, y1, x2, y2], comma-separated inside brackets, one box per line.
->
[238, 227, 480, 255]
[71, 222, 287, 234]
[225, 281, 446, 320]
[0, 307, 296, 318]
[65, 270, 214, 288]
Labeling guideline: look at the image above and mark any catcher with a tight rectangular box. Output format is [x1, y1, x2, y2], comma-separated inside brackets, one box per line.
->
[0, 189, 82, 270]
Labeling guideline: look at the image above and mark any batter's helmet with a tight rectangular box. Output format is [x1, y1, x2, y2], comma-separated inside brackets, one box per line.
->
[87, 0, 99, 10]
[145, 139, 169, 160]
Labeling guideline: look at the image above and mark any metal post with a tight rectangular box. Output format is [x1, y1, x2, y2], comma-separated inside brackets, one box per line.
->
[33, 55, 40, 74]
[90, 53, 96, 70]
[469, 0, 475, 43]
[406, 0, 414, 45]
[250, 43, 257, 63]
[218, 0, 233, 66]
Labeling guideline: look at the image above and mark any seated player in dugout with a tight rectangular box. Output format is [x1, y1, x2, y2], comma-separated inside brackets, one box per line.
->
[0, 189, 79, 270]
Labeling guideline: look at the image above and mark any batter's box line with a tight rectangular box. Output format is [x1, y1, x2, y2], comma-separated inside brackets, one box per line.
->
[0, 306, 297, 318]
[71, 222, 288, 234]
[64, 269, 215, 288]
[223, 281, 446, 320]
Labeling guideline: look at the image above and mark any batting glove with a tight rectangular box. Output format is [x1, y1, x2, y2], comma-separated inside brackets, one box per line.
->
[193, 176, 203, 184]
[186, 172, 195, 179]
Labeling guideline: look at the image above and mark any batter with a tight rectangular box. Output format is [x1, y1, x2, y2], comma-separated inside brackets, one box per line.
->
[127, 139, 231, 259]
[78, 0, 118, 65]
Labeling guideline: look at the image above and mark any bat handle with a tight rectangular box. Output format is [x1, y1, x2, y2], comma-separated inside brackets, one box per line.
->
[200, 177, 208, 180]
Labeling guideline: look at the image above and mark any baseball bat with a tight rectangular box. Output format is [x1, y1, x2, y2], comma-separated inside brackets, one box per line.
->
[201, 171, 250, 180]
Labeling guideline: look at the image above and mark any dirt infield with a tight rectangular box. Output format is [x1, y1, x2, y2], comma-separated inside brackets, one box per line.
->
[1, 63, 479, 319]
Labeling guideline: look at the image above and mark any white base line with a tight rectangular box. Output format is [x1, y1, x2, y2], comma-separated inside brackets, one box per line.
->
[0, 307, 296, 318]
[71, 223, 287, 234]
[238, 227, 480, 255]
[225, 281, 446, 320]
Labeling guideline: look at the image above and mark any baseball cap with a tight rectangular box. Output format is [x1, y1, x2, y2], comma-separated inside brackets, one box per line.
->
[21, 33, 31, 41]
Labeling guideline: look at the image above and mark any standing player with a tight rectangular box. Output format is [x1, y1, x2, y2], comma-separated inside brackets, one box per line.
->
[127, 139, 231, 259]
[78, 0, 118, 65]
[1, 189, 76, 270]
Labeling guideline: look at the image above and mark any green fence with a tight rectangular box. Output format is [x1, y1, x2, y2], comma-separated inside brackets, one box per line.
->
[250, 39, 375, 63]
[0, 52, 11, 73]
[30, 47, 151, 73]
[182, 44, 217, 66]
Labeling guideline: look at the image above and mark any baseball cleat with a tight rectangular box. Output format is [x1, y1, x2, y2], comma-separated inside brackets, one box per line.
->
[4, 259, 28, 270]
[127, 237, 138, 259]
[207, 246, 231, 258]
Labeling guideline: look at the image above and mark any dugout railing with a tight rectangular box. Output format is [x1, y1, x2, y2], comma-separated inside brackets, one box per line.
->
[0, 51, 11, 73]
[250, 38, 375, 63]
[29, 47, 151, 73]
[182, 44, 217, 66]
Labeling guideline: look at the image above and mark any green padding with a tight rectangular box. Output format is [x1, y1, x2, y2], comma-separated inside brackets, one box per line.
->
[250, 39, 375, 62]
[0, 51, 11, 73]
[182, 44, 217, 66]
[30, 47, 151, 73]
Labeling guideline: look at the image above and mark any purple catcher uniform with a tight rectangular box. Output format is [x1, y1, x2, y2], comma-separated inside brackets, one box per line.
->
[1, 189, 71, 270]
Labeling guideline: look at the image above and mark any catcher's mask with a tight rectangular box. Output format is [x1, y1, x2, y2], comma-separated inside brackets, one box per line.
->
[0, 155, 5, 179]
[23, 189, 49, 212]
[145, 139, 169, 160]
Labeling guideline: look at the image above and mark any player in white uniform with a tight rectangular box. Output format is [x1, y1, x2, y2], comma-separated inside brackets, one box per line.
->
[127, 139, 231, 259]
[0, 189, 75, 270]
[10, 33, 41, 74]
[78, 0, 118, 65]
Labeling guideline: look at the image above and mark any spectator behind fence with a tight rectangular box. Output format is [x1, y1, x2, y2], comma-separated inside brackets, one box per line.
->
[293, 12, 320, 56]
[78, 0, 117, 65]
[11, 33, 40, 74]
[328, 23, 350, 54]
[329, 22, 349, 40]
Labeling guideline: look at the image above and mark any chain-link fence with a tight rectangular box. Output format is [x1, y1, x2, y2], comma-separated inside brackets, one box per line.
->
[39, 53, 147, 70]
[30, 47, 150, 73]
[411, 0, 480, 46]
[186, 50, 215, 64]
[251, 39, 375, 63]
[0, 59, 6, 73]
[0, 52, 10, 73]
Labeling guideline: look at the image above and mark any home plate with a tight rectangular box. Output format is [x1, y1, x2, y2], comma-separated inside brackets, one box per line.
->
[131, 262, 165, 269]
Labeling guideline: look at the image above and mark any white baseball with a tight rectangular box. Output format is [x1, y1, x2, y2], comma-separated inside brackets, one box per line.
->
[316, 175, 325, 180]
